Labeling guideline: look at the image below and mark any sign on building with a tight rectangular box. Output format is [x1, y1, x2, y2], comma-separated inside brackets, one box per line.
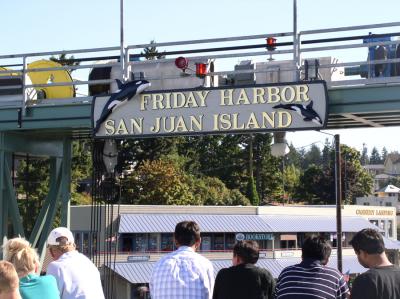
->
[93, 81, 328, 138]
[236, 233, 275, 241]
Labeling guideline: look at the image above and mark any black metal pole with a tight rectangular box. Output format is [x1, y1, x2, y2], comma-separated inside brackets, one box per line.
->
[335, 134, 343, 273]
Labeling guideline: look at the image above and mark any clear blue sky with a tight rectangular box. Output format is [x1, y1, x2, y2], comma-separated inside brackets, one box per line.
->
[2, 0, 400, 154]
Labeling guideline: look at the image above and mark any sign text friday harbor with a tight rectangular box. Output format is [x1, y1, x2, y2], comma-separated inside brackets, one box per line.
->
[93, 81, 328, 138]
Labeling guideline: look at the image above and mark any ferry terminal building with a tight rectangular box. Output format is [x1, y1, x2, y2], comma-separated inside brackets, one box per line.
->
[70, 204, 399, 299]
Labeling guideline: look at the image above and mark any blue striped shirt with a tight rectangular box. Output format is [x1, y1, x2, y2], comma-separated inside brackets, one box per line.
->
[274, 259, 349, 299]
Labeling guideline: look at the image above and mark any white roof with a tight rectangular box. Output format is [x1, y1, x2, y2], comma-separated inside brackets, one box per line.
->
[377, 184, 400, 193]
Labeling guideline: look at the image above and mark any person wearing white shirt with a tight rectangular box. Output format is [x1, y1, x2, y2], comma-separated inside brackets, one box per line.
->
[150, 221, 214, 299]
[46, 227, 105, 299]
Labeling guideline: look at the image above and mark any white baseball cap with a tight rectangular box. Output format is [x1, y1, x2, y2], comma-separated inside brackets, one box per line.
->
[47, 227, 75, 246]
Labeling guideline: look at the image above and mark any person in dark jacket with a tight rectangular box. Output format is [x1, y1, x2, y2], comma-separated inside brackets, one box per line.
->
[213, 240, 275, 299]
[350, 228, 400, 299]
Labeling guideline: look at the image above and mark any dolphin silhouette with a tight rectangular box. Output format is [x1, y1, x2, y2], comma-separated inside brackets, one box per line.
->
[94, 79, 151, 133]
[273, 100, 323, 125]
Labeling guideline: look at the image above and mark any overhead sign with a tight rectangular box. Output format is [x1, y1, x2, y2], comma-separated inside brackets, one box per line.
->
[127, 255, 150, 262]
[236, 233, 275, 241]
[93, 81, 328, 138]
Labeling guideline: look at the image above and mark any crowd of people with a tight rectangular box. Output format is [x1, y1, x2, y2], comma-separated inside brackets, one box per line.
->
[0, 227, 104, 299]
[0, 222, 400, 299]
[150, 221, 400, 299]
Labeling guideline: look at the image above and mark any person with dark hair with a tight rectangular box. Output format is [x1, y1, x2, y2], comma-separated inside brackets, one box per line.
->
[349, 228, 400, 299]
[150, 221, 214, 299]
[274, 236, 349, 299]
[213, 240, 275, 299]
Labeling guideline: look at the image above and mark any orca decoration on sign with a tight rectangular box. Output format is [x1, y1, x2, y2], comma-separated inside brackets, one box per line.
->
[92, 80, 328, 138]
[94, 79, 151, 133]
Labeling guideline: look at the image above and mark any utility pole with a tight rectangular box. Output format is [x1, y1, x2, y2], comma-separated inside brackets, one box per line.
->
[335, 134, 343, 273]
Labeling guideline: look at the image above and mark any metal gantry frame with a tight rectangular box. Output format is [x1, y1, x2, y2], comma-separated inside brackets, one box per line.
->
[0, 20, 400, 273]
[0, 133, 71, 259]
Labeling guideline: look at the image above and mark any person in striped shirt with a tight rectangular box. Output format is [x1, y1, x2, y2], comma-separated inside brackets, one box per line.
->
[274, 236, 349, 299]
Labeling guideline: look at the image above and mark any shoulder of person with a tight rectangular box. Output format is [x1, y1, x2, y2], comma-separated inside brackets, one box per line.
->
[216, 267, 229, 277]
[40, 274, 57, 282]
[323, 265, 345, 276]
[353, 270, 376, 284]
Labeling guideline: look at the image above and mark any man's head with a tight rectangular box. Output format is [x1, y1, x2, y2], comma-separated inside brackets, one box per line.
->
[0, 261, 21, 299]
[350, 229, 386, 268]
[47, 227, 76, 260]
[302, 236, 332, 265]
[232, 240, 259, 266]
[2, 238, 39, 278]
[174, 221, 201, 249]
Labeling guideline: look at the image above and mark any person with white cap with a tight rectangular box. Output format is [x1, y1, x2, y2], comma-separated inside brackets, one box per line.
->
[46, 227, 105, 299]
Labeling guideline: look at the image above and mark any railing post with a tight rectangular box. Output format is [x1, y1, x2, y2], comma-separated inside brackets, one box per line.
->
[21, 56, 27, 117]
[293, 0, 301, 81]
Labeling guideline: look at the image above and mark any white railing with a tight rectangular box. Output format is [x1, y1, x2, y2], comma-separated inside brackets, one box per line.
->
[0, 21, 400, 111]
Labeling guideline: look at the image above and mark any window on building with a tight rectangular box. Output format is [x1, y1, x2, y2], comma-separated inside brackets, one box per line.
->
[201, 235, 212, 251]
[121, 234, 134, 252]
[388, 220, 393, 237]
[148, 234, 159, 252]
[280, 234, 297, 249]
[363, 202, 370, 206]
[74, 232, 82, 252]
[83, 232, 89, 255]
[225, 234, 236, 250]
[214, 234, 224, 251]
[161, 234, 174, 251]
[92, 232, 98, 255]
[280, 240, 296, 249]
[370, 220, 379, 228]
[379, 220, 385, 231]
[385, 202, 392, 206]
[134, 234, 148, 252]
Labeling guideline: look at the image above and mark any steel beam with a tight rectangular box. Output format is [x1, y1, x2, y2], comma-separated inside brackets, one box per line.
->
[29, 158, 62, 248]
[4, 157, 24, 237]
[0, 134, 6, 255]
[37, 157, 63, 259]
[61, 138, 72, 227]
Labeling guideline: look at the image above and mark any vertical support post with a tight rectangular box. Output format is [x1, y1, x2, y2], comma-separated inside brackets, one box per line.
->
[335, 134, 343, 272]
[0, 133, 7, 254]
[4, 157, 25, 237]
[120, 0, 126, 81]
[271, 235, 275, 258]
[61, 138, 72, 228]
[37, 158, 63, 261]
[21, 56, 28, 117]
[29, 158, 61, 248]
[293, 0, 301, 80]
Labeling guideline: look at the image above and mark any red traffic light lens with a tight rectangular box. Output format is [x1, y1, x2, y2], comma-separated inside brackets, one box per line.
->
[175, 57, 189, 70]
[195, 63, 207, 77]
[266, 37, 277, 51]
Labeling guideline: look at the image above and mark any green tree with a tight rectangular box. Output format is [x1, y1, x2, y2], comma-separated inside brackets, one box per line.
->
[190, 176, 250, 206]
[296, 164, 332, 204]
[246, 176, 260, 206]
[341, 145, 373, 203]
[360, 145, 369, 165]
[141, 40, 165, 60]
[302, 144, 322, 168]
[381, 147, 388, 164]
[286, 143, 303, 168]
[122, 158, 198, 205]
[370, 147, 381, 164]
[283, 164, 301, 202]
[49, 53, 80, 73]
[16, 157, 50, 235]
[70, 140, 92, 205]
